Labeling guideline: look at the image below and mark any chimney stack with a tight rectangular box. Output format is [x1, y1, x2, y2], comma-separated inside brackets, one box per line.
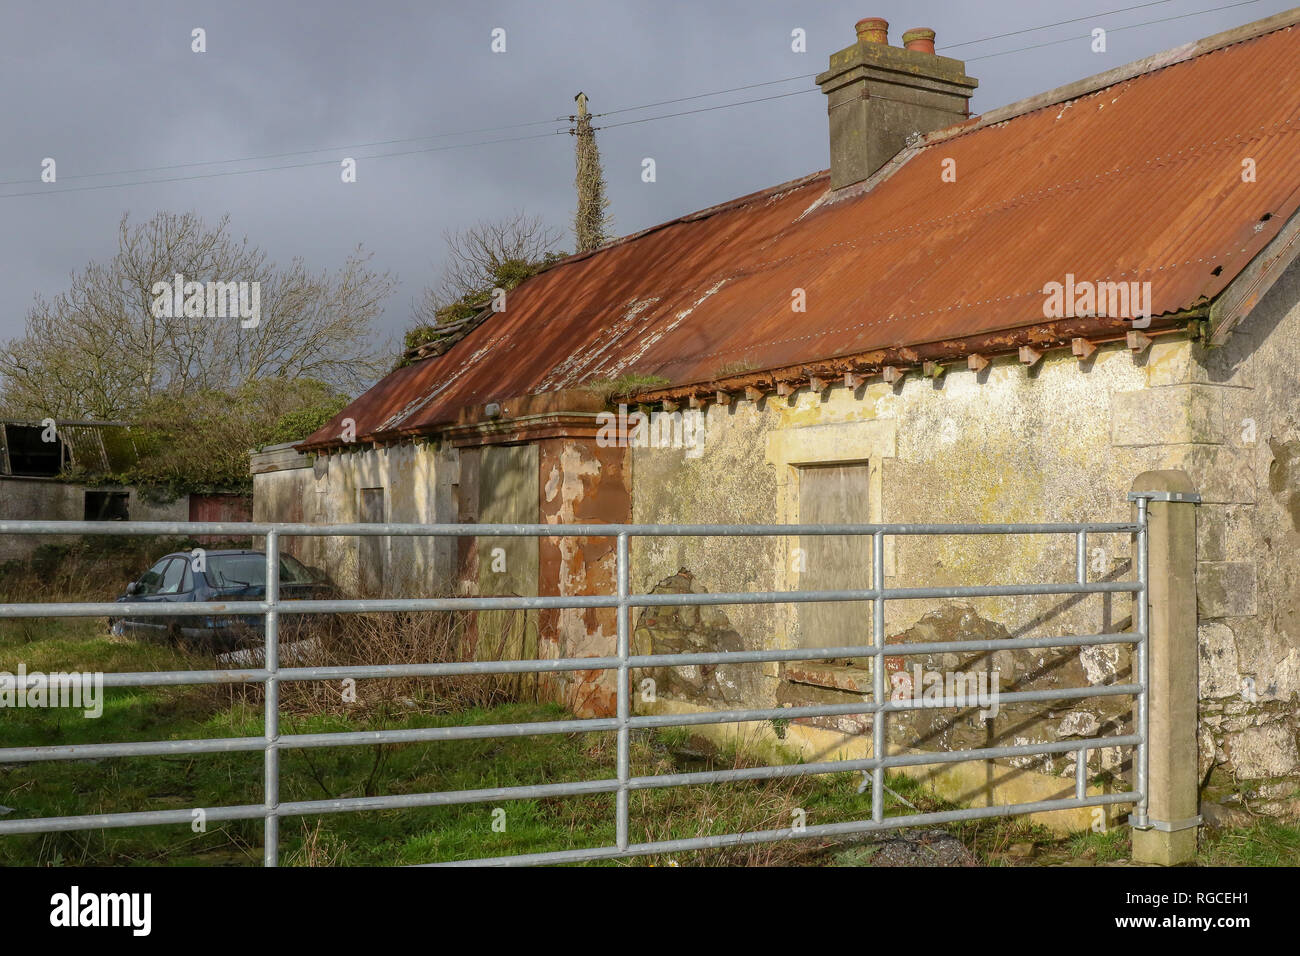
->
[816, 19, 977, 190]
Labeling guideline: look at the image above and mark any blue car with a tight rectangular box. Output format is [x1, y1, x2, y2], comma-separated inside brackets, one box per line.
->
[112, 549, 340, 650]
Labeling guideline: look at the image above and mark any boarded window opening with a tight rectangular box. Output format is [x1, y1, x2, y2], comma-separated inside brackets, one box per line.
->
[84, 491, 129, 521]
[796, 462, 873, 656]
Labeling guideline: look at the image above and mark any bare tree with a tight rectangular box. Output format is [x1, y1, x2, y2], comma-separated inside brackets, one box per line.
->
[0, 211, 396, 419]
[411, 210, 562, 326]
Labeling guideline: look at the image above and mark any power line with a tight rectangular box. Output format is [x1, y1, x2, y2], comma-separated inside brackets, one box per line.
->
[0, 0, 1269, 198]
[965, 0, 1262, 61]
[595, 87, 818, 130]
[0, 130, 566, 200]
[942, 0, 1177, 49]
[0, 117, 567, 187]
[589, 0, 1203, 118]
[597, 0, 1265, 128]
[592, 74, 817, 118]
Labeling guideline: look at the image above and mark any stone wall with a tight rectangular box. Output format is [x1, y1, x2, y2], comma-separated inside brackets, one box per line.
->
[251, 441, 458, 597]
[1192, 261, 1300, 790]
[631, 265, 1300, 792]
[249, 267, 1300, 793]
[0, 478, 188, 561]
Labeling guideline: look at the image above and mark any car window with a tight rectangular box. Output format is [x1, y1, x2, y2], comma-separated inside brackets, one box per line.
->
[181, 561, 193, 593]
[207, 554, 266, 588]
[136, 558, 173, 596]
[279, 555, 316, 584]
[158, 559, 185, 595]
[206, 553, 317, 588]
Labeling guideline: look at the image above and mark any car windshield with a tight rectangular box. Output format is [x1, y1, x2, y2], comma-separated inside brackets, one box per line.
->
[206, 553, 316, 588]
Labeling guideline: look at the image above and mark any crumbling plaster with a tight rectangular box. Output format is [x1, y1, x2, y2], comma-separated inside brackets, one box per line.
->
[632, 262, 1300, 788]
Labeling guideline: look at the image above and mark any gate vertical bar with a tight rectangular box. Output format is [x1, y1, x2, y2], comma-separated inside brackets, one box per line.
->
[263, 530, 281, 866]
[615, 532, 630, 850]
[871, 531, 885, 823]
[1132, 498, 1149, 830]
[1076, 531, 1087, 585]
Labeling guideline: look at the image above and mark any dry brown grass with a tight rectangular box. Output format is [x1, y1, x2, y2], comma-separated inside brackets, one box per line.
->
[284, 820, 349, 867]
[0, 536, 250, 604]
[218, 608, 540, 719]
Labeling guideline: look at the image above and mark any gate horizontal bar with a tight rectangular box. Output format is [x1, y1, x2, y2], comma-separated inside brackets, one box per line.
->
[0, 734, 1139, 836]
[0, 686, 1139, 764]
[0, 580, 1138, 619]
[74, 630, 1139, 690]
[0, 519, 1140, 537]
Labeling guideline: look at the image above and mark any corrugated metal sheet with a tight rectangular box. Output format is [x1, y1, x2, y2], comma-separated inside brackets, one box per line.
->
[59, 423, 138, 473]
[306, 21, 1300, 449]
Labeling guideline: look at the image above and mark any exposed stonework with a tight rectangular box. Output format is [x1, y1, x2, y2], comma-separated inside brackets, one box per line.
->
[632, 569, 754, 704]
[1222, 722, 1300, 779]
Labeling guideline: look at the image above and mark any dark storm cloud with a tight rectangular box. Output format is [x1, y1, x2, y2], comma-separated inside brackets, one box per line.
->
[1, 0, 1290, 359]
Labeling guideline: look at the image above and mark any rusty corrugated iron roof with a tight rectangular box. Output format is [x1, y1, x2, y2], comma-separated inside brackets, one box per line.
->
[304, 15, 1300, 450]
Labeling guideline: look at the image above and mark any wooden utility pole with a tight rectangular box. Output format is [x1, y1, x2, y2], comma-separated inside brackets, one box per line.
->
[573, 92, 612, 253]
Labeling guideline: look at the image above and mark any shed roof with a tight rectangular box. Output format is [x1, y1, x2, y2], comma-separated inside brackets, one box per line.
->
[303, 11, 1300, 451]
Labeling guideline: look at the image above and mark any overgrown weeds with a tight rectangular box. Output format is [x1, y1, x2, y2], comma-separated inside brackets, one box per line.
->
[221, 608, 535, 719]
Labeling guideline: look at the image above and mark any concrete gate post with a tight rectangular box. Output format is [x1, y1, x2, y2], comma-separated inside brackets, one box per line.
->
[1129, 471, 1200, 865]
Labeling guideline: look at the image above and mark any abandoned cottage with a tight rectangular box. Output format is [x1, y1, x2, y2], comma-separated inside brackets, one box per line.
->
[253, 11, 1300, 817]
[0, 419, 250, 561]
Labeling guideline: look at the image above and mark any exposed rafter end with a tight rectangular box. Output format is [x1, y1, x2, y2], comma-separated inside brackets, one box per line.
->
[661, 399, 679, 413]
[881, 366, 905, 386]
[809, 375, 830, 394]
[715, 390, 732, 406]
[688, 394, 704, 410]
[844, 371, 865, 389]
[1018, 345, 1043, 367]
[776, 381, 795, 397]
[967, 353, 989, 373]
[1071, 337, 1097, 360]
[922, 361, 945, 379]
[1127, 330, 1153, 354]
[744, 385, 766, 403]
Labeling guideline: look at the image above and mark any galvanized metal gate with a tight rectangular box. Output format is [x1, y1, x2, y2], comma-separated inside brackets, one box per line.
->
[0, 504, 1152, 866]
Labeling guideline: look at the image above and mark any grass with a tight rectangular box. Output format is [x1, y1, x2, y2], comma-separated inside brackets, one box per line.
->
[1200, 821, 1300, 866]
[0, 615, 930, 866]
[3, 603, 1298, 866]
[581, 374, 671, 403]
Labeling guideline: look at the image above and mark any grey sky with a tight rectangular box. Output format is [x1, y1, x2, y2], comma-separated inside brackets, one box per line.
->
[2, 0, 1291, 373]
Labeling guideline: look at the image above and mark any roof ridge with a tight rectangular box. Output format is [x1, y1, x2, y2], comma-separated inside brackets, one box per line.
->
[539, 168, 829, 274]
[920, 5, 1300, 148]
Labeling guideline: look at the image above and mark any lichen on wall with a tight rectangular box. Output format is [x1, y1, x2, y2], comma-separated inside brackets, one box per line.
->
[630, 305, 1300, 792]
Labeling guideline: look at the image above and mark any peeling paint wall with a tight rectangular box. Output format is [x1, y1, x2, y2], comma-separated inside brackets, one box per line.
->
[252, 437, 632, 715]
[538, 439, 630, 717]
